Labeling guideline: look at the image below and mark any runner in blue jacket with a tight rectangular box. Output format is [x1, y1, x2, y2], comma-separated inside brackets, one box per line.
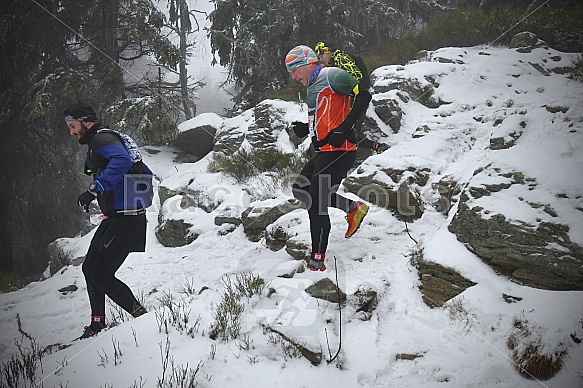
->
[65, 100, 150, 339]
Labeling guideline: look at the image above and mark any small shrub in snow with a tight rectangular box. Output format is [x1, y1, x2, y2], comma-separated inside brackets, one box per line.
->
[234, 272, 266, 299]
[267, 331, 300, 358]
[155, 291, 200, 336]
[209, 272, 264, 341]
[444, 296, 476, 334]
[209, 283, 244, 340]
[572, 55, 583, 83]
[208, 148, 306, 187]
[157, 336, 203, 388]
[0, 316, 48, 388]
[179, 277, 197, 297]
[506, 315, 567, 380]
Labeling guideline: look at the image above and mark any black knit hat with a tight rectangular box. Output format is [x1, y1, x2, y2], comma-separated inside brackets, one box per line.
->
[64, 100, 98, 122]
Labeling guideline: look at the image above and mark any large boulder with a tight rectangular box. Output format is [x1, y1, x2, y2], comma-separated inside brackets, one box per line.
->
[246, 102, 280, 149]
[509, 32, 548, 53]
[372, 70, 447, 110]
[214, 100, 295, 153]
[214, 206, 245, 236]
[213, 114, 249, 153]
[157, 184, 219, 215]
[155, 191, 210, 247]
[155, 219, 197, 247]
[450, 203, 583, 290]
[343, 172, 424, 222]
[172, 125, 216, 162]
[174, 113, 223, 160]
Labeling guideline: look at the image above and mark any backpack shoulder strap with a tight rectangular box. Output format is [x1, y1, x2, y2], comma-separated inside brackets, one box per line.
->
[97, 128, 143, 163]
[348, 52, 370, 90]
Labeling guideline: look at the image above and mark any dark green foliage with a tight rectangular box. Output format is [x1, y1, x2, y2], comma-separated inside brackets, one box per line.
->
[102, 97, 181, 145]
[208, 148, 307, 185]
[1, 0, 182, 133]
[519, 3, 583, 52]
[120, 0, 181, 67]
[208, 0, 447, 109]
[572, 56, 583, 83]
[231, 1, 582, 99]
[208, 149, 256, 183]
[367, 3, 583, 70]
[0, 0, 183, 277]
[0, 270, 26, 293]
[265, 82, 306, 103]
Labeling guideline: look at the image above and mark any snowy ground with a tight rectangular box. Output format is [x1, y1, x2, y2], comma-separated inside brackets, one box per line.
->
[1, 44, 583, 388]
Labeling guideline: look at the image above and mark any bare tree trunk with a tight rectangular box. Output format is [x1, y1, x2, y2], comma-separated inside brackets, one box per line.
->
[103, 0, 119, 57]
[98, 0, 123, 100]
[179, 0, 193, 119]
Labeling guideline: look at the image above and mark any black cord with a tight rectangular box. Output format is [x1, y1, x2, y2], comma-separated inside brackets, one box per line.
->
[404, 221, 418, 244]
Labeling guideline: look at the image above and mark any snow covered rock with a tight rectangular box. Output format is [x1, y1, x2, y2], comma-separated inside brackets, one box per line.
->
[509, 31, 548, 53]
[214, 99, 302, 153]
[416, 259, 476, 308]
[155, 218, 197, 247]
[343, 173, 424, 222]
[241, 198, 300, 242]
[173, 124, 216, 161]
[449, 199, 583, 291]
[174, 113, 222, 161]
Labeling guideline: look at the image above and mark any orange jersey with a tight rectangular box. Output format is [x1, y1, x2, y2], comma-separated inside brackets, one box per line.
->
[307, 66, 358, 152]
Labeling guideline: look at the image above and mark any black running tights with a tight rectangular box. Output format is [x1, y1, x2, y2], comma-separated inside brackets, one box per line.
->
[292, 151, 356, 254]
[82, 218, 142, 318]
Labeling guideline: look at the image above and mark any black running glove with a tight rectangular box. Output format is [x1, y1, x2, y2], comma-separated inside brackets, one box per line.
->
[327, 124, 351, 147]
[327, 131, 347, 147]
[77, 191, 96, 212]
[291, 121, 309, 138]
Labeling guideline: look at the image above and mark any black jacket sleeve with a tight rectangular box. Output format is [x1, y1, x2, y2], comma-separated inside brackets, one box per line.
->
[338, 87, 372, 131]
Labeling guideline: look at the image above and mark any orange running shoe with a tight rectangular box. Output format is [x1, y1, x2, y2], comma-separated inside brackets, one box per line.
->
[345, 201, 369, 238]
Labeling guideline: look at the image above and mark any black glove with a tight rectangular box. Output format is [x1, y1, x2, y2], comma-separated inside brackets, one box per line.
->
[327, 125, 351, 147]
[346, 128, 358, 144]
[290, 121, 309, 138]
[77, 191, 96, 212]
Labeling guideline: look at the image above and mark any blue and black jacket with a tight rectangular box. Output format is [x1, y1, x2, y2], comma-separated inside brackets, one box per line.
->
[84, 123, 152, 217]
